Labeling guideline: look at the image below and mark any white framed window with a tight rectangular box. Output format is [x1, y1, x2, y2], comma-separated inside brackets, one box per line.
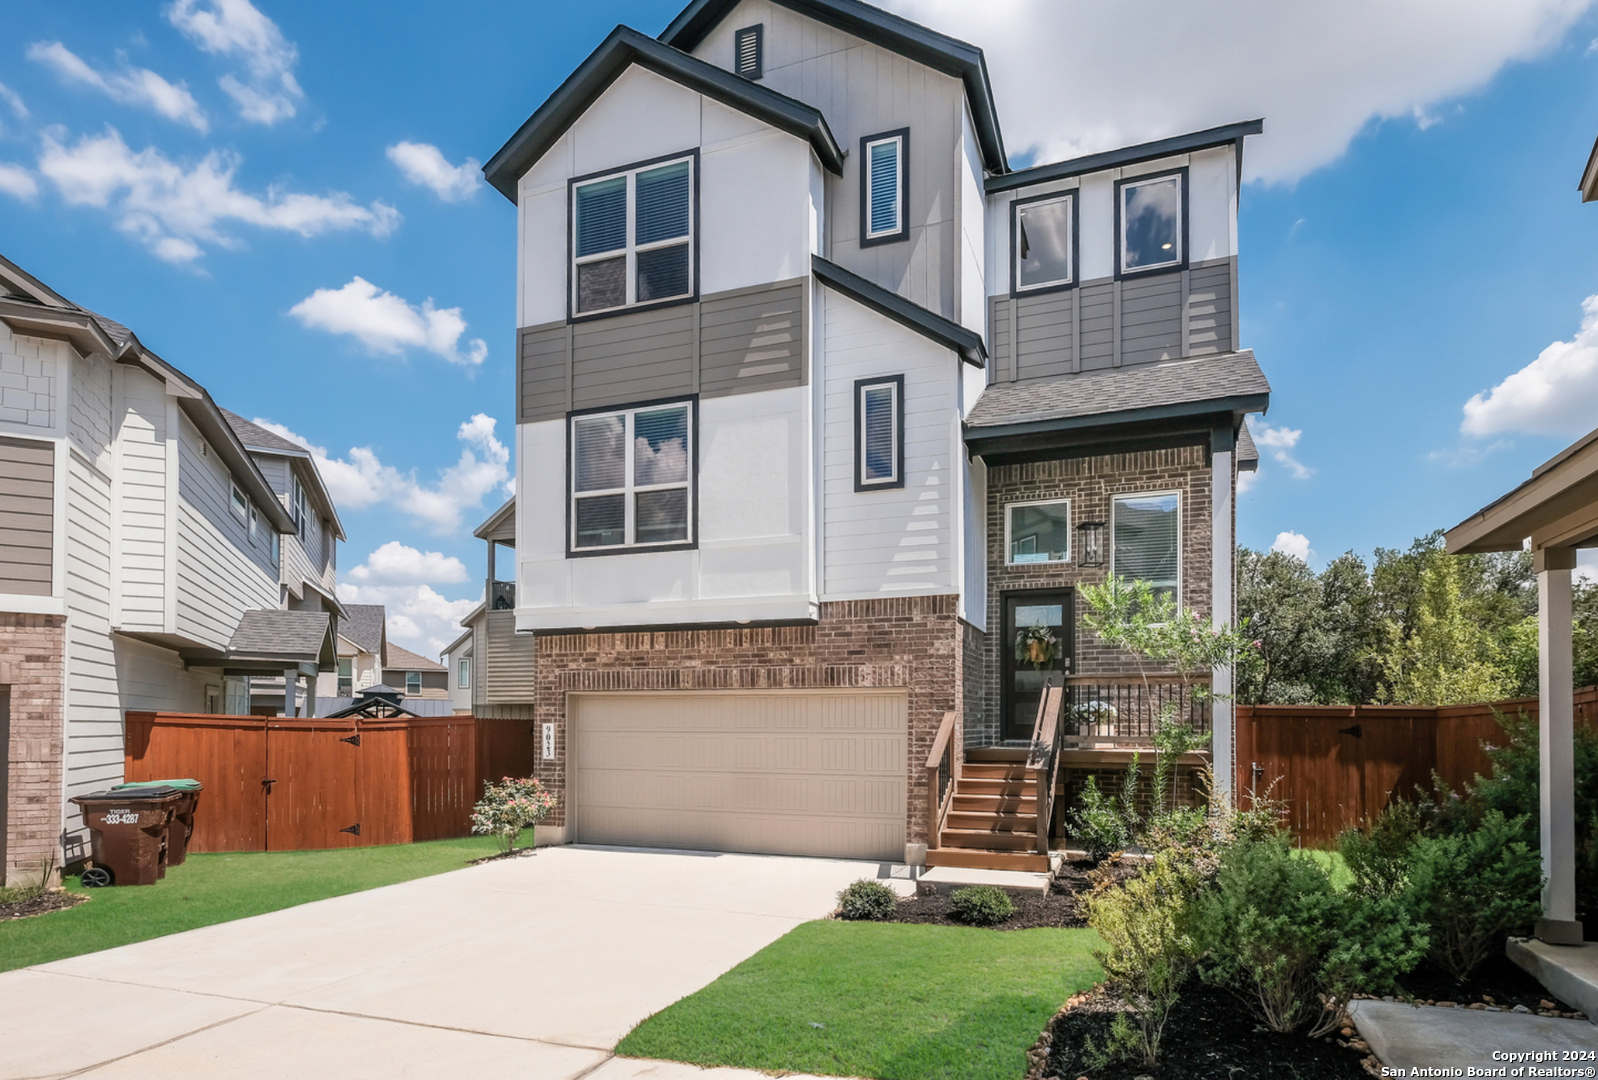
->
[1111, 491, 1181, 606]
[854, 375, 903, 491]
[223, 676, 249, 715]
[1006, 499, 1071, 565]
[860, 129, 908, 245]
[268, 530, 279, 565]
[1116, 170, 1185, 277]
[230, 481, 248, 521]
[571, 153, 695, 317]
[291, 475, 307, 536]
[1014, 192, 1075, 293]
[570, 400, 694, 552]
[337, 658, 353, 697]
[405, 671, 422, 696]
[458, 657, 471, 689]
[248, 502, 259, 540]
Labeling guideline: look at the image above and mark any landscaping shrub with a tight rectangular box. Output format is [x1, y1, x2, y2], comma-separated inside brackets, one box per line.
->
[836, 878, 897, 921]
[1067, 774, 1134, 863]
[1338, 799, 1423, 899]
[1196, 838, 1425, 1036]
[1403, 810, 1542, 981]
[470, 776, 557, 853]
[950, 885, 1014, 926]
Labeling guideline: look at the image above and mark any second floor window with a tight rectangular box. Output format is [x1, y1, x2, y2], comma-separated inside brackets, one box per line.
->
[1117, 171, 1185, 276]
[570, 400, 694, 552]
[230, 481, 248, 522]
[1014, 192, 1075, 292]
[854, 375, 903, 491]
[406, 671, 421, 696]
[572, 154, 695, 316]
[861, 129, 908, 245]
[1112, 491, 1180, 607]
[337, 658, 352, 697]
[291, 475, 307, 537]
[458, 657, 471, 689]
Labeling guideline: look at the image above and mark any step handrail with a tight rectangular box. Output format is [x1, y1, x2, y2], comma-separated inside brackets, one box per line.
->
[925, 710, 959, 844]
[1024, 684, 1066, 858]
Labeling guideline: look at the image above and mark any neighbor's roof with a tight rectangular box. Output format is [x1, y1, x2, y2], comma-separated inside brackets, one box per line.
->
[383, 642, 447, 672]
[1237, 419, 1259, 472]
[340, 604, 386, 655]
[473, 496, 516, 542]
[659, 0, 1006, 174]
[226, 609, 335, 663]
[1583, 133, 1598, 203]
[220, 409, 346, 542]
[441, 626, 474, 659]
[812, 255, 985, 367]
[485, 25, 842, 202]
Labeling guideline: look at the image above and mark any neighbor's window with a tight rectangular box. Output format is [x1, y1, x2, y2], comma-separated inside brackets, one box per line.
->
[1118, 172, 1183, 275]
[291, 475, 307, 536]
[855, 375, 903, 490]
[861, 130, 908, 244]
[405, 671, 421, 696]
[570, 400, 694, 551]
[230, 481, 248, 521]
[735, 24, 763, 79]
[572, 155, 694, 316]
[1007, 499, 1071, 564]
[458, 657, 471, 689]
[1112, 492, 1180, 606]
[248, 502, 259, 540]
[337, 658, 353, 697]
[1015, 192, 1074, 291]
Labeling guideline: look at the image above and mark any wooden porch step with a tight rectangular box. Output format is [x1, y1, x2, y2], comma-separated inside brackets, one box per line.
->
[926, 847, 1050, 872]
[965, 746, 1029, 764]
[938, 828, 1038, 851]
[959, 763, 1030, 781]
[944, 810, 1036, 832]
[952, 793, 1038, 813]
[957, 777, 1032, 796]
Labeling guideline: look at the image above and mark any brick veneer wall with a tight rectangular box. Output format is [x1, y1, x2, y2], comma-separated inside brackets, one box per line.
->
[1054, 762, 1207, 842]
[1, 613, 64, 886]
[531, 595, 970, 849]
[975, 442, 1214, 745]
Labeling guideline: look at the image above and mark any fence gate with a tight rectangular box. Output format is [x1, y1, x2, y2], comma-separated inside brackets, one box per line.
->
[265, 719, 363, 851]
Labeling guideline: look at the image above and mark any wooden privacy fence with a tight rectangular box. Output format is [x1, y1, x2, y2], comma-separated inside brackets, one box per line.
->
[123, 712, 538, 853]
[1235, 687, 1598, 848]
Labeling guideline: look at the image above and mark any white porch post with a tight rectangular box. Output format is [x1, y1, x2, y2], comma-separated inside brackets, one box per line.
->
[283, 667, 300, 718]
[1534, 546, 1582, 944]
[1210, 425, 1236, 804]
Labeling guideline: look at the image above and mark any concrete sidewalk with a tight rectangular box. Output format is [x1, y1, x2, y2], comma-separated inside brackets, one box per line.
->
[0, 846, 911, 1079]
[1348, 999, 1597, 1075]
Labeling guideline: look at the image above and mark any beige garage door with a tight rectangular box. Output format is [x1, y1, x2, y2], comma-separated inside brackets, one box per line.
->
[570, 690, 907, 861]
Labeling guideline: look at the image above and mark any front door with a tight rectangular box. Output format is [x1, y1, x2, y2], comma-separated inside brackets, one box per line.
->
[1001, 590, 1074, 742]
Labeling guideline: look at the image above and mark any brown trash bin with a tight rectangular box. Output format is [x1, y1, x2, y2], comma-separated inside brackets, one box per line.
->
[70, 786, 181, 886]
[111, 780, 203, 866]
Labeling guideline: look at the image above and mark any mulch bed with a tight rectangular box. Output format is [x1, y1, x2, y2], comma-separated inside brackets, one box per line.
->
[0, 890, 88, 922]
[1036, 981, 1376, 1080]
[884, 858, 1144, 931]
[1369, 951, 1586, 1019]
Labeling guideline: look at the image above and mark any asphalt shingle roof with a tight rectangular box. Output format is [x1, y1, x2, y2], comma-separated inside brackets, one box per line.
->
[964, 350, 1269, 431]
[220, 408, 310, 455]
[384, 642, 446, 672]
[1238, 418, 1259, 467]
[341, 604, 386, 655]
[226, 609, 331, 660]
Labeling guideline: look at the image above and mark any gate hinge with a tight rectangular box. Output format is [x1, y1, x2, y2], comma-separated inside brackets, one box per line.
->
[340, 734, 361, 747]
[339, 823, 361, 836]
[1338, 724, 1362, 738]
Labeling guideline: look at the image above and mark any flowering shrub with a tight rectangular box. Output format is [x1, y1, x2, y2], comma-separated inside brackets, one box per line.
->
[471, 776, 557, 853]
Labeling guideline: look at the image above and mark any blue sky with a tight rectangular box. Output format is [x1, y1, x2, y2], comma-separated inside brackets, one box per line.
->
[2, 1, 1597, 652]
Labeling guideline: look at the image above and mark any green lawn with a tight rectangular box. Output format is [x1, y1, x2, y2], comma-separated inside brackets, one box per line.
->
[0, 836, 497, 973]
[1296, 847, 1353, 889]
[617, 920, 1102, 1080]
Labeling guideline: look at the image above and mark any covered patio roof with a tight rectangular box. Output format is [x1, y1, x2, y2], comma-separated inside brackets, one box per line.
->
[1445, 424, 1598, 554]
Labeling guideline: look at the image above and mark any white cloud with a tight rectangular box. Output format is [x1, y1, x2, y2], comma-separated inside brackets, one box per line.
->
[1271, 530, 1315, 563]
[386, 141, 480, 202]
[166, 0, 304, 125]
[345, 541, 468, 587]
[37, 126, 399, 262]
[335, 580, 480, 659]
[288, 277, 486, 366]
[0, 82, 29, 120]
[1236, 468, 1258, 496]
[1579, 549, 1598, 586]
[885, 0, 1594, 184]
[0, 164, 38, 200]
[1253, 423, 1314, 479]
[1461, 293, 1598, 438]
[250, 413, 512, 533]
[27, 41, 209, 133]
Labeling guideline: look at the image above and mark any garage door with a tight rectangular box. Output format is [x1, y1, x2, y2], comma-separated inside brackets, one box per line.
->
[569, 690, 907, 861]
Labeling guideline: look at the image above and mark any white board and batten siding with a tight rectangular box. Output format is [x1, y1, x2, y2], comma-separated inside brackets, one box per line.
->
[112, 365, 171, 633]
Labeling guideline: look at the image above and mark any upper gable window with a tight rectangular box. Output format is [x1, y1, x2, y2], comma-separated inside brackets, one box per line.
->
[230, 481, 248, 522]
[570, 400, 695, 553]
[1117, 171, 1185, 276]
[854, 375, 903, 491]
[735, 25, 763, 79]
[1014, 192, 1075, 293]
[860, 130, 908, 246]
[571, 153, 696, 318]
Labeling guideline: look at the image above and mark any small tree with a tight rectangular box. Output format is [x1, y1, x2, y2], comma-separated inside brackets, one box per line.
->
[471, 776, 557, 853]
[1379, 551, 1512, 706]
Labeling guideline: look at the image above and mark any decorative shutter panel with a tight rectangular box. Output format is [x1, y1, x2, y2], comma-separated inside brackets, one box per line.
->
[735, 25, 762, 79]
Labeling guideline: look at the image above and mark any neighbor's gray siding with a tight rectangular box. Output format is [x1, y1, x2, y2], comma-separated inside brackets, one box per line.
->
[986, 258, 1235, 380]
[480, 610, 537, 704]
[517, 279, 807, 422]
[0, 435, 54, 596]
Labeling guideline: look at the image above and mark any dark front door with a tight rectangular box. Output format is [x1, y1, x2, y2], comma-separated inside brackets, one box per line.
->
[1001, 590, 1074, 742]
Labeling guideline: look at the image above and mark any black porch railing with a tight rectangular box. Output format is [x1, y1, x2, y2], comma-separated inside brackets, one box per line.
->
[1064, 674, 1211, 744]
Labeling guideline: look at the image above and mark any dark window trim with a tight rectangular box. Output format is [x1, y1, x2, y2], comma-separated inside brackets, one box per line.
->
[564, 393, 700, 559]
[853, 374, 905, 492]
[1113, 166, 1188, 281]
[735, 24, 763, 80]
[1009, 187, 1080, 299]
[567, 147, 701, 325]
[858, 128, 910, 247]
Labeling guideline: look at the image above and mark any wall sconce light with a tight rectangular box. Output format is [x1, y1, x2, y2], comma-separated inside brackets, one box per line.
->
[1076, 521, 1106, 567]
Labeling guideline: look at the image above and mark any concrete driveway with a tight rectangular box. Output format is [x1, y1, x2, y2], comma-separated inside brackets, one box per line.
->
[0, 846, 913, 1079]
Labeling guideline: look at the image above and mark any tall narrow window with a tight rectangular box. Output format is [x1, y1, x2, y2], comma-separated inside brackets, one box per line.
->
[230, 481, 248, 521]
[572, 154, 695, 316]
[291, 475, 307, 536]
[735, 24, 763, 79]
[1117, 171, 1185, 276]
[458, 657, 471, 689]
[570, 400, 694, 552]
[1014, 192, 1075, 292]
[1111, 492, 1180, 606]
[854, 375, 904, 490]
[337, 658, 353, 697]
[860, 130, 908, 245]
[248, 502, 259, 540]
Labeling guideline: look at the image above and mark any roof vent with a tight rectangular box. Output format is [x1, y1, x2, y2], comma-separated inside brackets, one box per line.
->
[735, 24, 763, 80]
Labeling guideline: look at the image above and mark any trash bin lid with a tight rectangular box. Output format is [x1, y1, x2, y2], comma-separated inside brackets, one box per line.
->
[112, 779, 202, 792]
[72, 786, 182, 802]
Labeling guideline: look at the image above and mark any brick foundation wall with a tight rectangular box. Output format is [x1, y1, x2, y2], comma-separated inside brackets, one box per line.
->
[531, 595, 969, 849]
[1, 613, 65, 886]
[975, 443, 1214, 746]
[1056, 761, 1206, 840]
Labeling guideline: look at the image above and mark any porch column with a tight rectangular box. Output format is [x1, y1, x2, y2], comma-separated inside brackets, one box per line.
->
[305, 673, 317, 719]
[283, 667, 300, 718]
[1210, 425, 1236, 803]
[1534, 547, 1582, 944]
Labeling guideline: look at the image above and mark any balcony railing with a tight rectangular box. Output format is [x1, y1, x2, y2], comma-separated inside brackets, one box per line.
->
[1063, 674, 1211, 747]
[490, 580, 515, 610]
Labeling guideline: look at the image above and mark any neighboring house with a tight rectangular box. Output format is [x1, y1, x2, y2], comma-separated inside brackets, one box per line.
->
[482, 0, 1270, 870]
[325, 602, 387, 701]
[441, 625, 473, 714]
[382, 643, 449, 700]
[0, 253, 340, 883]
[443, 497, 537, 719]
